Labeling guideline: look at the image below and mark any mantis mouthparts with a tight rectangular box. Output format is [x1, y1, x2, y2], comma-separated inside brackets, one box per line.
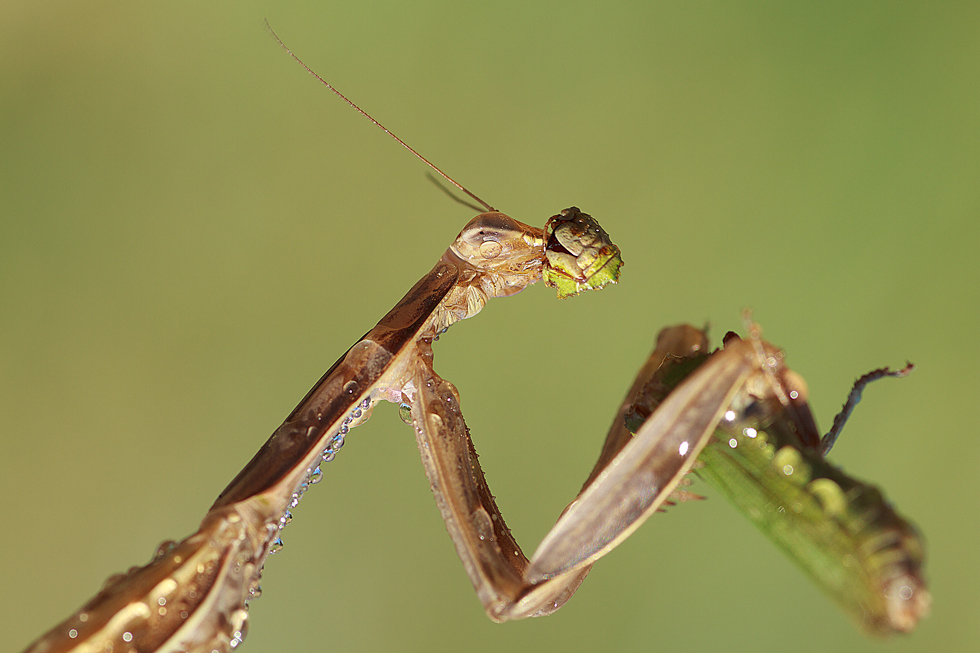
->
[543, 207, 623, 299]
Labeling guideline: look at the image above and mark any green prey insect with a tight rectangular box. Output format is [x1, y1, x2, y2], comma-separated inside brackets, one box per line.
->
[615, 322, 930, 635]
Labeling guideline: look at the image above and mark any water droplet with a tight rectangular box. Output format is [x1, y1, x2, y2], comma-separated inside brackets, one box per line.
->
[343, 380, 359, 395]
[322, 450, 336, 463]
[154, 540, 177, 559]
[339, 424, 349, 435]
[352, 408, 362, 419]
[309, 465, 322, 484]
[269, 538, 284, 555]
[479, 240, 502, 259]
[249, 584, 262, 599]
[289, 493, 300, 509]
[398, 403, 413, 424]
[278, 510, 293, 529]
[229, 608, 248, 647]
[331, 434, 345, 450]
[471, 508, 495, 543]
[361, 398, 370, 408]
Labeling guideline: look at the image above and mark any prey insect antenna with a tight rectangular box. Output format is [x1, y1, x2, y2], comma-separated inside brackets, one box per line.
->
[264, 20, 495, 213]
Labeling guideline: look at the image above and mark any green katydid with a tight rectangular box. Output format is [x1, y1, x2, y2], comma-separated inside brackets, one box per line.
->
[616, 322, 929, 635]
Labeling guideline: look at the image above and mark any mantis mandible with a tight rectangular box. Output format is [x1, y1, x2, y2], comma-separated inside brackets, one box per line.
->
[21, 28, 927, 653]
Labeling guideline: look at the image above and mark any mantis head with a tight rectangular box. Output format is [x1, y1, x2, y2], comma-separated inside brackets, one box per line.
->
[543, 207, 623, 299]
[448, 208, 623, 300]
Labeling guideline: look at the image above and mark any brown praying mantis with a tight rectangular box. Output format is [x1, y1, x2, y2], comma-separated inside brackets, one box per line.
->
[20, 27, 928, 653]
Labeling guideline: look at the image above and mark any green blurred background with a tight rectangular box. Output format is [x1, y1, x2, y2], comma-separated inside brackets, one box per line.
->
[2, 2, 976, 652]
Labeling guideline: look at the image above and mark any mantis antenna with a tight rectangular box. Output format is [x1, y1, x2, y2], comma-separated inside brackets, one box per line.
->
[264, 20, 495, 213]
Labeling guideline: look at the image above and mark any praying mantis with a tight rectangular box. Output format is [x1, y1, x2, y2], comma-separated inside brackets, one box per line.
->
[19, 27, 929, 653]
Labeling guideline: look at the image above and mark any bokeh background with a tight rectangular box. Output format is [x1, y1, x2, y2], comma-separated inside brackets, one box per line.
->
[2, 2, 976, 652]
